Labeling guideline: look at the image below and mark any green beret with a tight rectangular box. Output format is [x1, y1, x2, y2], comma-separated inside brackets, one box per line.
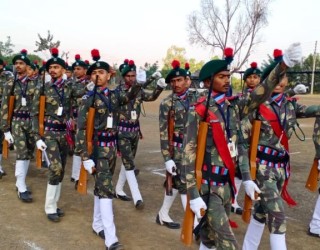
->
[72, 54, 88, 69]
[119, 59, 129, 73]
[86, 49, 110, 75]
[46, 48, 66, 71]
[243, 62, 262, 80]
[12, 49, 31, 66]
[165, 60, 187, 83]
[66, 64, 73, 71]
[199, 48, 234, 81]
[121, 60, 136, 76]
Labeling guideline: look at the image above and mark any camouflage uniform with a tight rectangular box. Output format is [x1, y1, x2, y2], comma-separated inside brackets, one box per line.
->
[76, 84, 141, 199]
[183, 64, 286, 249]
[32, 78, 75, 184]
[160, 89, 202, 194]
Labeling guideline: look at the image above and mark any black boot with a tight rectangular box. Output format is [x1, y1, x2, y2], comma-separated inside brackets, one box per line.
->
[18, 191, 32, 203]
[135, 200, 144, 210]
[156, 214, 180, 229]
[107, 242, 124, 250]
[57, 208, 65, 217]
[47, 213, 60, 222]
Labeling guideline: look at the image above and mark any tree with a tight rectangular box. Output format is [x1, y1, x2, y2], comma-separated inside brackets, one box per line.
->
[0, 36, 15, 57]
[34, 30, 60, 53]
[187, 0, 271, 69]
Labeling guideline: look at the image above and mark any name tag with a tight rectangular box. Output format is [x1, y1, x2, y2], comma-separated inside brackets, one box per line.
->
[228, 141, 237, 158]
[131, 110, 137, 120]
[57, 106, 63, 116]
[21, 97, 27, 106]
[107, 116, 113, 128]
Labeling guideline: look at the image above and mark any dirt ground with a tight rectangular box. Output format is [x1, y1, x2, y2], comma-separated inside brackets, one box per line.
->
[1, 91, 320, 250]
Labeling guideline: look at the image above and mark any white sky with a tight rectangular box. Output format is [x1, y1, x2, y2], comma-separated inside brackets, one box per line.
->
[0, 0, 319, 69]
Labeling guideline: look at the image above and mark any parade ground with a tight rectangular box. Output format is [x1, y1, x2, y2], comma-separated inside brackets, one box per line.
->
[0, 91, 320, 250]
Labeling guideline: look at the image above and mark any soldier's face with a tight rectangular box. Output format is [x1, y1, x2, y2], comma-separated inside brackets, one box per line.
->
[273, 75, 288, 93]
[91, 69, 111, 87]
[124, 71, 136, 86]
[14, 60, 27, 74]
[74, 66, 86, 78]
[66, 70, 73, 78]
[213, 71, 230, 93]
[27, 66, 35, 77]
[245, 74, 260, 89]
[170, 76, 188, 94]
[48, 64, 65, 79]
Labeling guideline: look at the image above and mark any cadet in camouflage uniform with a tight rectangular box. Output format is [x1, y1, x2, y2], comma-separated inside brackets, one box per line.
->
[31, 48, 74, 222]
[76, 49, 143, 250]
[307, 117, 320, 238]
[70, 54, 90, 187]
[238, 44, 319, 250]
[1, 50, 38, 202]
[181, 44, 303, 250]
[155, 60, 201, 230]
[0, 58, 9, 178]
[114, 59, 165, 209]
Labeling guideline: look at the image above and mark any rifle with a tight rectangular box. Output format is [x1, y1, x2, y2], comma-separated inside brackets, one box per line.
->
[2, 71, 17, 159]
[77, 76, 97, 195]
[305, 158, 320, 192]
[36, 73, 46, 168]
[181, 76, 211, 246]
[242, 119, 261, 223]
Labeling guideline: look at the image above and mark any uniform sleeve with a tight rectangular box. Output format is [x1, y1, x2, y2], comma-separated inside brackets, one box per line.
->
[182, 107, 200, 200]
[141, 86, 163, 102]
[76, 96, 92, 160]
[313, 117, 320, 159]
[159, 100, 171, 162]
[0, 78, 13, 131]
[117, 84, 142, 105]
[30, 86, 41, 141]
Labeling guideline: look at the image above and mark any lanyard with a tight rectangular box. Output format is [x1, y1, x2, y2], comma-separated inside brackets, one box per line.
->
[52, 81, 65, 106]
[97, 88, 112, 113]
[18, 78, 29, 97]
[270, 102, 287, 131]
[216, 104, 231, 140]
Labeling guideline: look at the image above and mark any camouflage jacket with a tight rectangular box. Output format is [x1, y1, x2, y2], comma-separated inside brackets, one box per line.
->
[239, 95, 320, 181]
[182, 63, 288, 200]
[1, 74, 38, 131]
[115, 83, 163, 122]
[76, 84, 142, 160]
[31, 79, 75, 140]
[313, 117, 320, 158]
[71, 76, 90, 110]
[159, 89, 203, 163]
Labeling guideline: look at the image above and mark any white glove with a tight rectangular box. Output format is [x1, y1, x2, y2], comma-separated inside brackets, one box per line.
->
[62, 73, 68, 80]
[86, 81, 95, 91]
[136, 69, 146, 84]
[318, 159, 320, 171]
[83, 159, 95, 174]
[152, 71, 162, 80]
[282, 42, 302, 68]
[157, 78, 167, 88]
[45, 73, 52, 83]
[4, 131, 14, 144]
[293, 84, 307, 94]
[190, 197, 207, 219]
[243, 180, 261, 200]
[165, 159, 177, 176]
[36, 139, 47, 151]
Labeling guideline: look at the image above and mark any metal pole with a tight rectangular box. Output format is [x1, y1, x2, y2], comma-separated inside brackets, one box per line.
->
[311, 41, 317, 94]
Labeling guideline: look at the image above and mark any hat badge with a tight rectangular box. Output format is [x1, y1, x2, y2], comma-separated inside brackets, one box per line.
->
[21, 56, 25, 59]
[96, 62, 100, 67]
[176, 71, 180, 76]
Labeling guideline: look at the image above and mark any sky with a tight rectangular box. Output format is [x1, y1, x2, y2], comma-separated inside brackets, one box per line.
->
[0, 0, 319, 70]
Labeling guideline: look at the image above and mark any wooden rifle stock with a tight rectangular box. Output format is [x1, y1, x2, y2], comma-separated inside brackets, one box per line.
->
[36, 95, 46, 168]
[181, 121, 208, 246]
[2, 95, 15, 159]
[305, 158, 320, 192]
[242, 120, 261, 223]
[77, 107, 95, 195]
[166, 108, 175, 196]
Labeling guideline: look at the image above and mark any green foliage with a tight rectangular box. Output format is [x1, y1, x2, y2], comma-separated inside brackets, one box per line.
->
[0, 36, 15, 57]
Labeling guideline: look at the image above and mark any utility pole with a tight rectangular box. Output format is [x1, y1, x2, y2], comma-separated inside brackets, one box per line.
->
[311, 41, 317, 94]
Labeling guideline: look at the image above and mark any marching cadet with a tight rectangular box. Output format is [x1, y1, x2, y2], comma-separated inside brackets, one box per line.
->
[182, 43, 302, 250]
[65, 64, 73, 80]
[308, 117, 320, 238]
[239, 44, 320, 249]
[31, 48, 73, 222]
[70, 54, 90, 187]
[114, 59, 164, 209]
[76, 49, 144, 250]
[1, 50, 38, 202]
[156, 60, 201, 229]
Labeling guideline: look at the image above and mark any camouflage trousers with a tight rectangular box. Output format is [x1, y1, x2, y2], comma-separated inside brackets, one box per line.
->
[0, 129, 3, 149]
[118, 131, 139, 171]
[93, 145, 117, 199]
[44, 131, 68, 185]
[199, 182, 239, 250]
[253, 163, 287, 234]
[12, 119, 35, 160]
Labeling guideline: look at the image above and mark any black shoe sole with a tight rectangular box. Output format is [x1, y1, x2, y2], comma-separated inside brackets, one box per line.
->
[156, 214, 180, 229]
